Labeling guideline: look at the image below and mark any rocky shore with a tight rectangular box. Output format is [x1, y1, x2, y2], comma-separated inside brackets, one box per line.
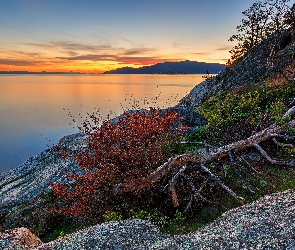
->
[0, 133, 86, 230]
[1, 29, 295, 249]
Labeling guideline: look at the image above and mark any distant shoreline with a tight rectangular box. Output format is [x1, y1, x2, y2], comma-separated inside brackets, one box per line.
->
[0, 72, 214, 76]
[0, 60, 226, 75]
[0, 71, 88, 75]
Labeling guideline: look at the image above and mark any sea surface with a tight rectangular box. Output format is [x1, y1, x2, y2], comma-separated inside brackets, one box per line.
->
[0, 74, 204, 172]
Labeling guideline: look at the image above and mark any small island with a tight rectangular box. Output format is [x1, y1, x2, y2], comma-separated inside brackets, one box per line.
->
[103, 60, 225, 74]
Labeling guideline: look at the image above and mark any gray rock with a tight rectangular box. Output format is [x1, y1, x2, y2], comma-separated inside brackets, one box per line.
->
[34, 219, 178, 250]
[0, 133, 86, 229]
[2, 189, 295, 249]
[175, 189, 295, 249]
[245, 152, 261, 162]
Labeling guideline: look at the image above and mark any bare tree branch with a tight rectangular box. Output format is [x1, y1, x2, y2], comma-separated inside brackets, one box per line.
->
[283, 106, 295, 119]
[238, 155, 261, 174]
[228, 151, 256, 197]
[199, 163, 245, 204]
[180, 173, 221, 211]
[254, 143, 295, 167]
[272, 138, 295, 148]
[167, 165, 187, 207]
[179, 141, 204, 145]
[116, 117, 295, 210]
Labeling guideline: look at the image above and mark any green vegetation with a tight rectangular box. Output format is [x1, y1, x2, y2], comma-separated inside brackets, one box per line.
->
[103, 210, 123, 222]
[42, 221, 81, 243]
[130, 208, 169, 228]
[202, 82, 294, 126]
[187, 81, 295, 145]
[168, 80, 295, 235]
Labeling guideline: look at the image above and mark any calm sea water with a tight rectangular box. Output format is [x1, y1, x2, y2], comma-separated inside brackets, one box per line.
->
[0, 74, 203, 172]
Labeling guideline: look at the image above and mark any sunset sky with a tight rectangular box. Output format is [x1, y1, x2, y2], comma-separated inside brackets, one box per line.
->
[1, 0, 294, 73]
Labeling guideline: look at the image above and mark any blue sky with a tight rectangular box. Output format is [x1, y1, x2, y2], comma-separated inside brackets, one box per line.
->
[0, 0, 294, 72]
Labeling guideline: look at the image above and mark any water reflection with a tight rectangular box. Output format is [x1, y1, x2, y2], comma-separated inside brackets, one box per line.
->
[0, 74, 203, 172]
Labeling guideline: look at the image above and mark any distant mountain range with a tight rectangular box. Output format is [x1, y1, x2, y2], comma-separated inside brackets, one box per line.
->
[103, 60, 226, 74]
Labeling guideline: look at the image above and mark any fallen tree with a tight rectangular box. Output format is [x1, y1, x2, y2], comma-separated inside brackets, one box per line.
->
[117, 106, 295, 211]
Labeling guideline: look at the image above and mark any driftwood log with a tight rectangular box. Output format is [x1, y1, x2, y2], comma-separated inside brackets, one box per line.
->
[117, 107, 295, 210]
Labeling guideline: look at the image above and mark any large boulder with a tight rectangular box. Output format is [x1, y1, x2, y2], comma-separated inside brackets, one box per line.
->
[175, 188, 295, 249]
[0, 227, 42, 249]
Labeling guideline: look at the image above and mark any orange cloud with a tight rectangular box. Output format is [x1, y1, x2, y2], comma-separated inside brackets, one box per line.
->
[0, 38, 230, 73]
[56, 54, 180, 66]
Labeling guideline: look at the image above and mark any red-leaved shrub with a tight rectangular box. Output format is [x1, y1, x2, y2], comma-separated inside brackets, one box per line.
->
[50, 108, 186, 218]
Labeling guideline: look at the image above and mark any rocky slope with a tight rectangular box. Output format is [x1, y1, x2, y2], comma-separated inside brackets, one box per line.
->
[1, 188, 294, 249]
[177, 30, 295, 111]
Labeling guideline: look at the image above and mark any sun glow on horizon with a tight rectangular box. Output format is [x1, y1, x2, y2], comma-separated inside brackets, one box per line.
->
[0, 0, 263, 73]
[0, 52, 228, 74]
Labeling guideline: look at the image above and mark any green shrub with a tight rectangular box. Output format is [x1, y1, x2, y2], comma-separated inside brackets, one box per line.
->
[171, 210, 186, 225]
[130, 208, 169, 228]
[103, 210, 123, 222]
[42, 222, 80, 243]
[201, 82, 295, 127]
[192, 82, 295, 144]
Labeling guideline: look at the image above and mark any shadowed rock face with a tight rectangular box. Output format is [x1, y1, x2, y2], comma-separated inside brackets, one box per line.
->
[177, 31, 295, 111]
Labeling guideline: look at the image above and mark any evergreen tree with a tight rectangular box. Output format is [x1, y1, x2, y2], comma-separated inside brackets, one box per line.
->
[229, 0, 290, 61]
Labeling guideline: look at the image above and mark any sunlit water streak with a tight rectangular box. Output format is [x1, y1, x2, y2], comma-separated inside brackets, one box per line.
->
[0, 74, 204, 172]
